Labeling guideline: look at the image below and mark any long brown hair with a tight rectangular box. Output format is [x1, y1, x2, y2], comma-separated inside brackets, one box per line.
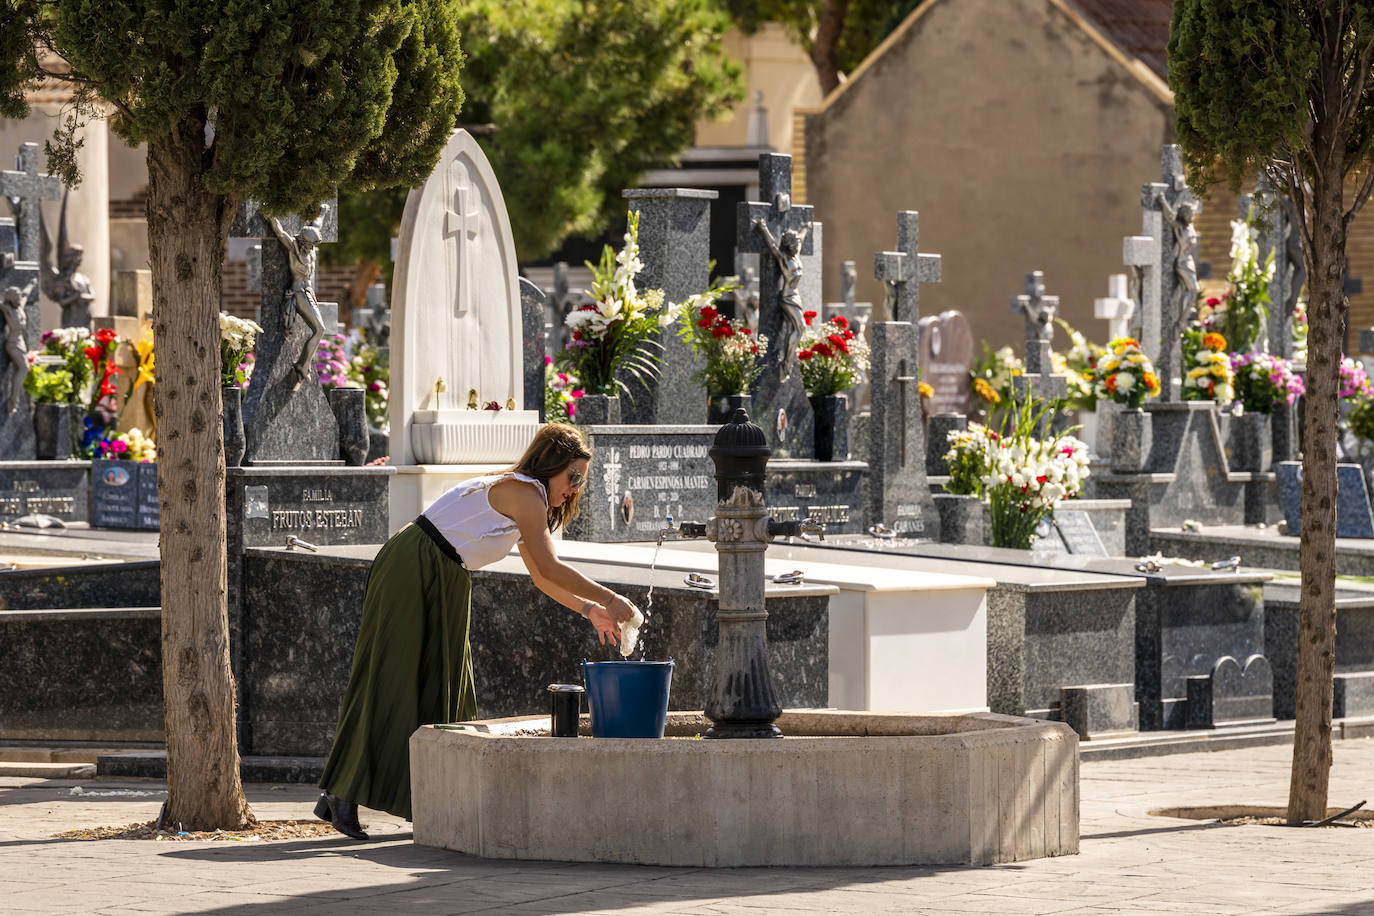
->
[512, 423, 593, 531]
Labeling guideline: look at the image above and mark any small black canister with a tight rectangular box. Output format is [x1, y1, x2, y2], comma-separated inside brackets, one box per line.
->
[546, 683, 584, 737]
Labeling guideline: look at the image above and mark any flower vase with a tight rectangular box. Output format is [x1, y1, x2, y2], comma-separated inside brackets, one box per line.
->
[575, 393, 620, 426]
[1110, 408, 1152, 474]
[808, 394, 849, 461]
[329, 387, 370, 466]
[1227, 411, 1272, 473]
[707, 393, 751, 425]
[222, 387, 245, 468]
[33, 403, 73, 460]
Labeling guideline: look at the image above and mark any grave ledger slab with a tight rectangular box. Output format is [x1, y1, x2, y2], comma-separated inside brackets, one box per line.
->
[0, 461, 89, 523]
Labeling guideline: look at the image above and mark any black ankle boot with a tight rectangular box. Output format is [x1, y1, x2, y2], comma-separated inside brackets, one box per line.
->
[316, 792, 369, 840]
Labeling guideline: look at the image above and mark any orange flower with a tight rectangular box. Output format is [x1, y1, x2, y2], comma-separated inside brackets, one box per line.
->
[1202, 332, 1227, 351]
[918, 381, 934, 399]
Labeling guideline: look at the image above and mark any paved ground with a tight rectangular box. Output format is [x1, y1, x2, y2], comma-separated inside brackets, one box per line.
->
[2, 739, 1373, 915]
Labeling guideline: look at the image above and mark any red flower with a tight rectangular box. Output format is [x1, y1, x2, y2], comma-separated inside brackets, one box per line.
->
[740, 328, 752, 336]
[814, 342, 833, 358]
[751, 344, 759, 355]
[720, 323, 734, 337]
[836, 339, 850, 355]
[100, 379, 117, 397]
[105, 358, 118, 377]
[843, 329, 855, 340]
[1036, 475, 1047, 484]
[698, 317, 713, 328]
[798, 350, 814, 361]
[1206, 297, 1221, 307]
[832, 315, 848, 329]
[83, 345, 103, 363]
[93, 327, 118, 346]
[712, 325, 729, 339]
[827, 333, 845, 347]
[803, 310, 818, 326]
[572, 330, 583, 341]
[700, 305, 718, 321]
[578, 304, 597, 311]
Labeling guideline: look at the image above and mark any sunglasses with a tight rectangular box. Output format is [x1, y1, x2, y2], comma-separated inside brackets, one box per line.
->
[567, 467, 587, 491]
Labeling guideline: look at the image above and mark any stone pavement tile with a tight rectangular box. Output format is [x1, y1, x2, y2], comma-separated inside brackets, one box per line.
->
[96, 891, 325, 914]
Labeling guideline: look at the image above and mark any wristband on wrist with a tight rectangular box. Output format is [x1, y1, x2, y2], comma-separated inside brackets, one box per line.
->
[580, 599, 599, 618]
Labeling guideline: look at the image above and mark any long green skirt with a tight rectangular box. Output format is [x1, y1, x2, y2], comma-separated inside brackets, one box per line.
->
[319, 522, 477, 820]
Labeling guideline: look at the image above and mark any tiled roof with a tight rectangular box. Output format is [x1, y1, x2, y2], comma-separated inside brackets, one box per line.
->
[1069, 0, 1173, 81]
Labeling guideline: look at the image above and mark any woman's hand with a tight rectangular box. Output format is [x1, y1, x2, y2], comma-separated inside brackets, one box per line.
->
[606, 593, 638, 624]
[585, 603, 620, 646]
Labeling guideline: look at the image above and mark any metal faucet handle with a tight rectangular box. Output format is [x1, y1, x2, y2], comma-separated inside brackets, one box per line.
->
[285, 535, 319, 552]
[799, 515, 825, 542]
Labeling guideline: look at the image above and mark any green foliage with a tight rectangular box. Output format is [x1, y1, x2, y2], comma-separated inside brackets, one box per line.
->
[5, 0, 464, 206]
[1168, 1, 1318, 194]
[23, 364, 74, 405]
[721, 0, 920, 79]
[457, 0, 744, 258]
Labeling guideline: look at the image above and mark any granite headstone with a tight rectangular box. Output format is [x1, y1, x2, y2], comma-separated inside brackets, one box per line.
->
[89, 459, 158, 530]
[230, 197, 342, 464]
[917, 310, 974, 415]
[1275, 460, 1374, 538]
[520, 276, 548, 422]
[619, 188, 717, 425]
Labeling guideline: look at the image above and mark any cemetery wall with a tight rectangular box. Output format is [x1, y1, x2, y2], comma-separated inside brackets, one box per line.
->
[797, 0, 1174, 348]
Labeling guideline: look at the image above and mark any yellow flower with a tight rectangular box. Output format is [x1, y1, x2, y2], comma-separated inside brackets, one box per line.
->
[133, 333, 155, 390]
[918, 381, 934, 399]
[973, 377, 1000, 404]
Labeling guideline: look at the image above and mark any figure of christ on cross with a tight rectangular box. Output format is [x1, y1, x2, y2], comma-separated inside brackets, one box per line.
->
[752, 217, 810, 380]
[1, 266, 36, 410]
[269, 204, 330, 384]
[1154, 187, 1200, 348]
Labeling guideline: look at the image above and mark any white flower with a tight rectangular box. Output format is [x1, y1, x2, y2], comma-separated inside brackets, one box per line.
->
[1115, 371, 1135, 391]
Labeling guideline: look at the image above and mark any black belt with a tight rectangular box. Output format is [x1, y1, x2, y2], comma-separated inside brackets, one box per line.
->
[414, 515, 464, 567]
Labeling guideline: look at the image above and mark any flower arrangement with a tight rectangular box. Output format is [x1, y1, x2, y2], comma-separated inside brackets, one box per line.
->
[544, 356, 584, 423]
[1054, 318, 1104, 410]
[347, 342, 390, 432]
[679, 301, 766, 396]
[1348, 388, 1374, 446]
[314, 333, 351, 388]
[1182, 329, 1234, 403]
[1230, 351, 1304, 414]
[90, 427, 157, 462]
[25, 327, 98, 407]
[972, 376, 1000, 407]
[1340, 356, 1370, 401]
[558, 210, 679, 396]
[972, 343, 1022, 409]
[1090, 337, 1161, 409]
[797, 313, 869, 397]
[943, 397, 1090, 549]
[219, 313, 264, 388]
[943, 423, 998, 496]
[1219, 210, 1275, 351]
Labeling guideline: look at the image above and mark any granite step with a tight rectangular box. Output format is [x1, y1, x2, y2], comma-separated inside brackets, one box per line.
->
[1078, 714, 1374, 761]
[0, 761, 95, 778]
[97, 752, 326, 785]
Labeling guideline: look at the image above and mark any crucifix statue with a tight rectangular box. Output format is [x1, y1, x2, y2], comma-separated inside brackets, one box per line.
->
[1009, 270, 1060, 370]
[1154, 187, 1200, 344]
[752, 217, 810, 377]
[1, 261, 36, 410]
[268, 204, 330, 383]
[39, 190, 95, 328]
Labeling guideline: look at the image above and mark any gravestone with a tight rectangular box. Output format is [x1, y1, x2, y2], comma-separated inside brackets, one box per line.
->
[1275, 461, 1374, 538]
[1009, 271, 1067, 405]
[519, 277, 547, 422]
[230, 197, 342, 464]
[824, 259, 858, 324]
[0, 463, 88, 522]
[738, 154, 816, 457]
[0, 143, 61, 264]
[0, 219, 39, 459]
[1140, 146, 1202, 401]
[89, 459, 159, 530]
[918, 310, 974, 415]
[1030, 510, 1108, 558]
[825, 260, 874, 412]
[867, 211, 941, 539]
[112, 269, 152, 320]
[390, 129, 538, 468]
[1094, 274, 1135, 341]
[619, 189, 717, 425]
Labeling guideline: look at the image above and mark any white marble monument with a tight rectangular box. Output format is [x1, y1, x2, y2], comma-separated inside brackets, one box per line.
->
[389, 129, 539, 530]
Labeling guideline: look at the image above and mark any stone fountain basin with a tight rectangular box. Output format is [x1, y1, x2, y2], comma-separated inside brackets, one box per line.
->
[410, 709, 1078, 866]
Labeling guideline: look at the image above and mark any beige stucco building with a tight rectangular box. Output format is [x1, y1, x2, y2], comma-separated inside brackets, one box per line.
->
[797, 0, 1177, 349]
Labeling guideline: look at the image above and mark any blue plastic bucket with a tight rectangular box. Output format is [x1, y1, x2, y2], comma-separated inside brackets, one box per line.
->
[581, 659, 674, 738]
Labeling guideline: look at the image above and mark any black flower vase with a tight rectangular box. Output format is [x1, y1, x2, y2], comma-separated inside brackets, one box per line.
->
[808, 393, 849, 461]
[222, 386, 245, 468]
[33, 403, 73, 460]
[707, 393, 751, 425]
[329, 387, 370, 466]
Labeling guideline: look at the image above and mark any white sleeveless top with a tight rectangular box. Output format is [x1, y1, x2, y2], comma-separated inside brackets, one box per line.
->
[421, 471, 548, 570]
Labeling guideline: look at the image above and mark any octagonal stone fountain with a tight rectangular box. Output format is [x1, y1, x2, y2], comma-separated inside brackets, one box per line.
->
[409, 410, 1078, 866]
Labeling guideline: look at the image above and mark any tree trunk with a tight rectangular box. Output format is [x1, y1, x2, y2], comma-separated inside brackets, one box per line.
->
[810, 0, 850, 96]
[1288, 104, 1346, 826]
[147, 119, 253, 830]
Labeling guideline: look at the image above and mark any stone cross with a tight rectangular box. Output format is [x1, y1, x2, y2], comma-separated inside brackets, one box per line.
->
[1009, 272, 1067, 405]
[1010, 270, 1059, 374]
[1122, 233, 1159, 354]
[0, 143, 61, 263]
[1094, 274, 1135, 341]
[0, 219, 39, 457]
[1140, 145, 1201, 401]
[736, 153, 815, 456]
[229, 196, 342, 464]
[446, 173, 481, 317]
[736, 264, 759, 331]
[351, 281, 390, 349]
[873, 211, 942, 325]
[1241, 176, 1304, 359]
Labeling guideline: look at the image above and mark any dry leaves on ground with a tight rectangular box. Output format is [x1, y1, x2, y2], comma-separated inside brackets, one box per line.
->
[54, 820, 346, 841]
